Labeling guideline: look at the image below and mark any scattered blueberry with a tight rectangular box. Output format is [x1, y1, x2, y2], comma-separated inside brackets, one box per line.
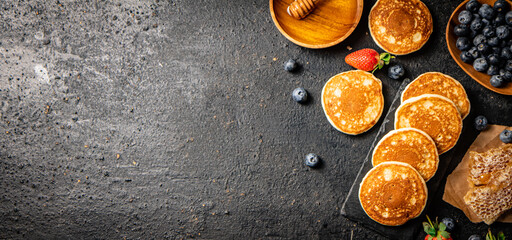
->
[284, 59, 298, 72]
[506, 11, 512, 25]
[459, 10, 473, 24]
[479, 4, 496, 20]
[461, 51, 474, 63]
[441, 218, 455, 231]
[477, 42, 490, 54]
[506, 60, 512, 71]
[488, 53, 501, 65]
[473, 57, 489, 72]
[490, 74, 505, 87]
[467, 0, 481, 13]
[494, 0, 510, 13]
[483, 26, 496, 37]
[471, 18, 484, 32]
[454, 24, 470, 36]
[457, 37, 472, 51]
[496, 25, 510, 39]
[500, 129, 512, 143]
[473, 34, 487, 46]
[468, 235, 483, 240]
[474, 115, 488, 131]
[292, 87, 308, 103]
[388, 64, 405, 80]
[487, 65, 500, 75]
[304, 153, 321, 168]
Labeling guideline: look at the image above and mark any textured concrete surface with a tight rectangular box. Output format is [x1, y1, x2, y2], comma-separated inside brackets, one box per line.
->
[0, 0, 511, 239]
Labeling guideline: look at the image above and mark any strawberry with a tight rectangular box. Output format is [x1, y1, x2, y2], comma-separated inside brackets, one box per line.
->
[486, 229, 506, 240]
[345, 48, 394, 72]
[423, 216, 452, 240]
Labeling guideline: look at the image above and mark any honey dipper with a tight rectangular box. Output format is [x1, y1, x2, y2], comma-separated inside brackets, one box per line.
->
[287, 0, 320, 20]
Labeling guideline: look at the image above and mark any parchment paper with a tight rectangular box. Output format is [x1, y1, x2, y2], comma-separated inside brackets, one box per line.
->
[443, 125, 512, 223]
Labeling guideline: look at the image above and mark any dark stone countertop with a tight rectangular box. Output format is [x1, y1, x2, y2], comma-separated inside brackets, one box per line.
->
[0, 0, 511, 239]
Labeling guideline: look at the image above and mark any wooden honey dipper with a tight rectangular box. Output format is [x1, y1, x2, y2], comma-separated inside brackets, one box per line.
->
[287, 0, 320, 20]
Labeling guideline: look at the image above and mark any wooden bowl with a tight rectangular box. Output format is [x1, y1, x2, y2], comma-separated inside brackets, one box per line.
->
[446, 0, 512, 95]
[270, 0, 364, 49]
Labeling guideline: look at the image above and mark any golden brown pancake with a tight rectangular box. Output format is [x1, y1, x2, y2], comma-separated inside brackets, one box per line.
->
[372, 128, 439, 181]
[369, 0, 433, 55]
[359, 161, 428, 226]
[321, 70, 384, 135]
[395, 94, 462, 155]
[402, 72, 471, 119]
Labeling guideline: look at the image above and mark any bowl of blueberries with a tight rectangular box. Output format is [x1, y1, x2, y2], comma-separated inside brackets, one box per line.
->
[447, 0, 512, 95]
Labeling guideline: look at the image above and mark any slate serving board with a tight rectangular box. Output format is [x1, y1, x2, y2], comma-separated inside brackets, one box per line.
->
[340, 78, 472, 240]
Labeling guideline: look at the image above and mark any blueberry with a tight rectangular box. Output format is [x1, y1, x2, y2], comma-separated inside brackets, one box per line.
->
[479, 4, 497, 20]
[441, 218, 456, 231]
[477, 42, 490, 54]
[506, 11, 512, 25]
[292, 87, 308, 103]
[483, 26, 496, 37]
[494, 13, 506, 26]
[461, 51, 475, 63]
[488, 53, 501, 65]
[284, 59, 298, 72]
[501, 47, 512, 59]
[488, 36, 500, 46]
[494, 0, 510, 13]
[388, 64, 405, 80]
[457, 10, 472, 25]
[471, 18, 484, 32]
[468, 235, 483, 240]
[496, 25, 510, 39]
[488, 65, 500, 75]
[473, 34, 487, 46]
[469, 47, 481, 59]
[454, 24, 471, 36]
[467, 0, 481, 13]
[482, 18, 492, 27]
[490, 74, 505, 87]
[304, 153, 321, 168]
[473, 57, 489, 72]
[474, 115, 489, 130]
[470, 29, 479, 38]
[500, 129, 512, 143]
[499, 68, 512, 81]
[457, 37, 472, 51]
[505, 60, 512, 71]
[492, 46, 502, 55]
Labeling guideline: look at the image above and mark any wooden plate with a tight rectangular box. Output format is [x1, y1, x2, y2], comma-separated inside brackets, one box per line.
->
[446, 0, 512, 95]
[270, 0, 364, 49]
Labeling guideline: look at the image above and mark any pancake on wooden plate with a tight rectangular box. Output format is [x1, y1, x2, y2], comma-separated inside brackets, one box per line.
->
[395, 94, 462, 155]
[369, 0, 433, 55]
[359, 161, 428, 226]
[321, 70, 384, 135]
[372, 128, 439, 181]
[402, 72, 471, 119]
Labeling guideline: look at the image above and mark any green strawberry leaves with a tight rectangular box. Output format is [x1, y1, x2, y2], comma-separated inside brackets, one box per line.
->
[372, 52, 395, 73]
[423, 215, 451, 239]
[487, 229, 506, 240]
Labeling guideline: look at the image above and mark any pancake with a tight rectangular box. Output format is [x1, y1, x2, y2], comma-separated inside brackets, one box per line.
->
[369, 0, 433, 55]
[395, 94, 462, 155]
[402, 72, 471, 119]
[321, 70, 384, 135]
[372, 128, 439, 181]
[359, 161, 428, 226]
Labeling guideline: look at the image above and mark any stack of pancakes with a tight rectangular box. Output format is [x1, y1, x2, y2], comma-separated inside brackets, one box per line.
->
[358, 72, 470, 226]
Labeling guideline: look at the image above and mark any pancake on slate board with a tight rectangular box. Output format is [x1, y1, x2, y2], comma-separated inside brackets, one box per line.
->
[372, 128, 439, 181]
[359, 161, 428, 226]
[395, 94, 462, 155]
[402, 72, 471, 119]
[321, 70, 384, 135]
[369, 0, 433, 55]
